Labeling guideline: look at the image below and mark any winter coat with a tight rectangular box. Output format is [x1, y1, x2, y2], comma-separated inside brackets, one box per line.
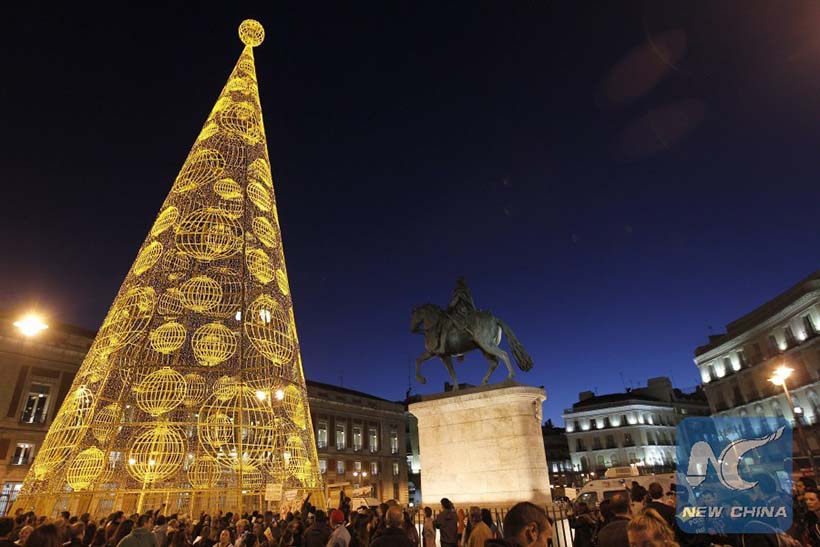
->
[117, 528, 158, 547]
[435, 510, 458, 545]
[370, 528, 413, 547]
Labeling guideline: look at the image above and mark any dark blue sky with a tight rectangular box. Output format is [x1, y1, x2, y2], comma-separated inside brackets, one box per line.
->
[3, 2, 820, 422]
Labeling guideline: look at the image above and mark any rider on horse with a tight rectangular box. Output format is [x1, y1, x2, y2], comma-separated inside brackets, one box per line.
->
[431, 277, 476, 354]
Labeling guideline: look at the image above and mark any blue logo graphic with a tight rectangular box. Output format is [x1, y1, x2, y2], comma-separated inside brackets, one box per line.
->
[676, 417, 792, 534]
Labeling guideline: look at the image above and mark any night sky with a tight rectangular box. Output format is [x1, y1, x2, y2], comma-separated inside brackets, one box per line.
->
[4, 2, 820, 423]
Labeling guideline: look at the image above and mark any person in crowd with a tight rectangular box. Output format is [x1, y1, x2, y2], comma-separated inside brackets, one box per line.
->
[109, 520, 135, 547]
[435, 499, 458, 547]
[116, 515, 156, 547]
[627, 510, 678, 547]
[167, 530, 189, 547]
[645, 483, 676, 530]
[486, 502, 552, 547]
[83, 522, 98, 547]
[570, 502, 596, 547]
[456, 508, 466, 547]
[370, 507, 412, 547]
[91, 528, 108, 547]
[327, 510, 349, 547]
[14, 525, 32, 547]
[67, 523, 86, 547]
[402, 511, 419, 547]
[481, 510, 498, 539]
[235, 520, 249, 547]
[301, 510, 329, 547]
[422, 508, 435, 547]
[798, 487, 820, 547]
[596, 493, 631, 547]
[465, 507, 492, 547]
[27, 524, 62, 547]
[0, 518, 16, 547]
[599, 499, 614, 526]
[217, 530, 232, 547]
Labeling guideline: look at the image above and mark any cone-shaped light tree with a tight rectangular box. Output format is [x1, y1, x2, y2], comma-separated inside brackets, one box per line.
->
[13, 20, 325, 517]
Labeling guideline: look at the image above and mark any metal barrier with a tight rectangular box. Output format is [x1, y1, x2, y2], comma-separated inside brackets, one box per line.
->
[411, 503, 581, 547]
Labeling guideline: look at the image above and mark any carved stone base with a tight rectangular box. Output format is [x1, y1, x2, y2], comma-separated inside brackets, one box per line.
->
[409, 382, 552, 507]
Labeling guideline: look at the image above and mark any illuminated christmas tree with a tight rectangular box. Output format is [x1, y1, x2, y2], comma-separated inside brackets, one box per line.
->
[14, 19, 324, 516]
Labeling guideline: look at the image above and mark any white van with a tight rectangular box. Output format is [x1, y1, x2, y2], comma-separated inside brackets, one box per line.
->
[573, 473, 675, 508]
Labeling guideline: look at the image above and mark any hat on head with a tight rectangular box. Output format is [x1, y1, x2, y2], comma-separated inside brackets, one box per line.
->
[330, 510, 345, 526]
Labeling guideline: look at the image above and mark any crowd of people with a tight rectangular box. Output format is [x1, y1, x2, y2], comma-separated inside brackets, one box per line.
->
[8, 478, 820, 547]
[567, 477, 820, 547]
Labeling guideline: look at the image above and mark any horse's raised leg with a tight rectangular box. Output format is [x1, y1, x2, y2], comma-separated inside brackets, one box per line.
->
[415, 351, 435, 384]
[440, 355, 458, 390]
[480, 351, 499, 385]
[478, 341, 515, 381]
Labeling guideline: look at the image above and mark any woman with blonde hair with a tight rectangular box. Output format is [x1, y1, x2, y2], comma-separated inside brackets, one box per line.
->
[627, 509, 679, 547]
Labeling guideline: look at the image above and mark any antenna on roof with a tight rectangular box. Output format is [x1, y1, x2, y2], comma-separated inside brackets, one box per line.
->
[340, 371, 344, 388]
[619, 372, 626, 390]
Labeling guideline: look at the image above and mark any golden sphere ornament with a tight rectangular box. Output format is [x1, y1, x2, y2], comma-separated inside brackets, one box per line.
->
[188, 455, 221, 489]
[135, 367, 185, 417]
[192, 322, 237, 366]
[239, 19, 265, 47]
[67, 447, 106, 491]
[127, 424, 185, 483]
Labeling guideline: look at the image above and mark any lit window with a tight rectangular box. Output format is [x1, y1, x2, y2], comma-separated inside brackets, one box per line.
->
[336, 423, 346, 450]
[392, 462, 399, 476]
[390, 431, 399, 455]
[354, 461, 362, 472]
[319, 459, 327, 474]
[20, 384, 50, 424]
[353, 427, 362, 451]
[337, 460, 345, 474]
[369, 428, 378, 453]
[317, 422, 328, 449]
[11, 443, 34, 466]
[371, 462, 378, 475]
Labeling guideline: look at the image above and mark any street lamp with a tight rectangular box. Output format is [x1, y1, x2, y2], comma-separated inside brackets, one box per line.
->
[14, 314, 48, 337]
[769, 365, 818, 479]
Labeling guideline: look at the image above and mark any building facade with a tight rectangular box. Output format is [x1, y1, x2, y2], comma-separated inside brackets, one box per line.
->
[0, 312, 408, 512]
[563, 377, 708, 478]
[542, 419, 581, 496]
[307, 381, 409, 506]
[694, 272, 820, 467]
[0, 313, 95, 514]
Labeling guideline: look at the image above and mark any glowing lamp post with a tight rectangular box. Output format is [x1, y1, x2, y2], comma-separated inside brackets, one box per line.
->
[13, 315, 48, 337]
[769, 365, 817, 478]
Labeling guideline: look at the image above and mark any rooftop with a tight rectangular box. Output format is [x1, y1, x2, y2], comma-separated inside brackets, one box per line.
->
[695, 270, 820, 356]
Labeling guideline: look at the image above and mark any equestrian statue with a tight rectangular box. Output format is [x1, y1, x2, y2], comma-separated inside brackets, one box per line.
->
[410, 277, 534, 390]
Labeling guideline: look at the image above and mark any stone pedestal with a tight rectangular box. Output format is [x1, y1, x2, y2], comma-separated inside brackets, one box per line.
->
[409, 382, 552, 507]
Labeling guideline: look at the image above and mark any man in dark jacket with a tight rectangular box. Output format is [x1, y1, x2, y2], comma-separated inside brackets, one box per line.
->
[435, 498, 459, 547]
[646, 482, 676, 529]
[0, 517, 15, 547]
[371, 507, 413, 547]
[486, 502, 552, 547]
[303, 510, 331, 547]
[597, 494, 630, 547]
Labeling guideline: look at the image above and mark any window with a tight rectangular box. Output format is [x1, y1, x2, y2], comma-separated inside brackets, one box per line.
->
[336, 423, 346, 450]
[371, 462, 378, 475]
[317, 422, 328, 449]
[804, 315, 816, 336]
[354, 461, 362, 472]
[592, 437, 602, 450]
[785, 327, 797, 346]
[576, 439, 586, 451]
[336, 460, 345, 474]
[21, 384, 50, 424]
[319, 459, 327, 474]
[768, 335, 779, 356]
[390, 430, 399, 455]
[596, 455, 605, 467]
[392, 462, 399, 476]
[369, 428, 378, 453]
[605, 435, 615, 449]
[11, 443, 33, 465]
[353, 427, 362, 451]
[0, 483, 22, 516]
[393, 483, 400, 500]
[624, 433, 633, 446]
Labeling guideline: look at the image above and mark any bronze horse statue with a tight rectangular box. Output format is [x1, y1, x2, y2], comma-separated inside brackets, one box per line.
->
[411, 303, 533, 390]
